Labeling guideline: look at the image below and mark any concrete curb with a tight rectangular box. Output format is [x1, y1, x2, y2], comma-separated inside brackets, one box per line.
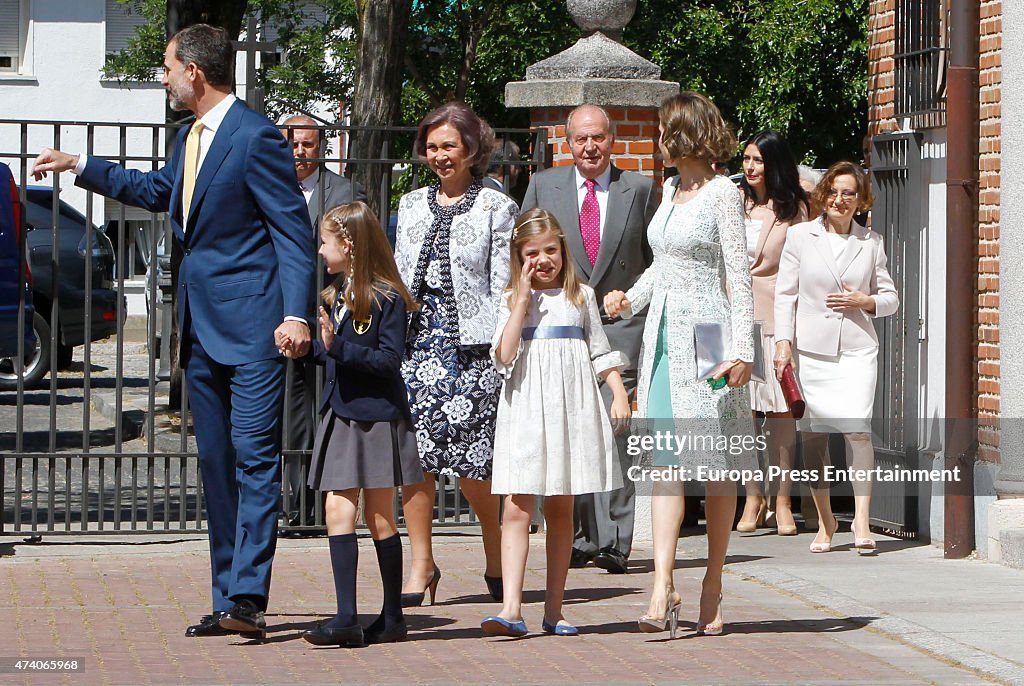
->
[735, 563, 1024, 686]
[91, 389, 196, 452]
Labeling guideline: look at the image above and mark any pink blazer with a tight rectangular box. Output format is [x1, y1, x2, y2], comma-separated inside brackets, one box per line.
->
[774, 217, 898, 356]
[748, 204, 806, 336]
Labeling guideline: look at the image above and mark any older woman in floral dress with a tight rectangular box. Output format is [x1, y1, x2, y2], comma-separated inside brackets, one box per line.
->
[394, 102, 518, 606]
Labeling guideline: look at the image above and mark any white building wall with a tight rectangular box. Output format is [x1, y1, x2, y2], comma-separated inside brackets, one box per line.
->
[0, 1, 167, 316]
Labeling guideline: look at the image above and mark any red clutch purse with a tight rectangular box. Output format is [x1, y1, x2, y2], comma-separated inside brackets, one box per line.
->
[780, 365, 805, 419]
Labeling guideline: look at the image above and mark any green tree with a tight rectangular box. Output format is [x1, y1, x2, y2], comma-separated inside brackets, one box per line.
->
[628, 0, 868, 166]
[102, 0, 358, 122]
[103, 0, 867, 165]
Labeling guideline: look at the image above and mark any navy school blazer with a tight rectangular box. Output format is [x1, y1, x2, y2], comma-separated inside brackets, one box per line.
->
[311, 286, 412, 422]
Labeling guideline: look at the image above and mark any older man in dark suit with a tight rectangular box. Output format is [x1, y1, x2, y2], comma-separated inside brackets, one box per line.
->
[32, 24, 314, 637]
[277, 114, 366, 533]
[521, 104, 658, 574]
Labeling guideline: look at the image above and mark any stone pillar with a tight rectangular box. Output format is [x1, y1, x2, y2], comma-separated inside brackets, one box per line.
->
[505, 1, 678, 185]
[505, 1, 679, 543]
[991, 0, 1024, 563]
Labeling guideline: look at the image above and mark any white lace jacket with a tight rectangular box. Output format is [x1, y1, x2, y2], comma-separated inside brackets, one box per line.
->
[624, 174, 755, 422]
[394, 186, 518, 346]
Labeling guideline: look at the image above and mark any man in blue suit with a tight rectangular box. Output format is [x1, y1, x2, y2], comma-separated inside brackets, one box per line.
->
[32, 24, 314, 639]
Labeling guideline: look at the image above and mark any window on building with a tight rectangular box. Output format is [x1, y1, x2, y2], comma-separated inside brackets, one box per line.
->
[894, 0, 948, 128]
[0, 0, 25, 74]
[105, 0, 148, 57]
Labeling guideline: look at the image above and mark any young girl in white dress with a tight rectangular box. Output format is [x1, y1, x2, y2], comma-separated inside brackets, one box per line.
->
[481, 208, 631, 638]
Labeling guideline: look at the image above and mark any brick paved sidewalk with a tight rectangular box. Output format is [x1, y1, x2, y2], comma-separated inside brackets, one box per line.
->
[0, 533, 993, 686]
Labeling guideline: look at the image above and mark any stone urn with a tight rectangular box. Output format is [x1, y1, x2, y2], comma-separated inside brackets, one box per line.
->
[567, 0, 637, 40]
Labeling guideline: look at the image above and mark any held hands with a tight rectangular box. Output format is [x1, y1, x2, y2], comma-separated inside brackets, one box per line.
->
[30, 148, 80, 181]
[274, 320, 311, 358]
[603, 290, 631, 318]
[317, 306, 335, 349]
[711, 359, 752, 388]
[773, 340, 793, 380]
[825, 283, 873, 313]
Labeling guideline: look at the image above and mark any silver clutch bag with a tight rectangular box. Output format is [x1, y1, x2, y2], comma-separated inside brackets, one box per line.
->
[693, 321, 766, 384]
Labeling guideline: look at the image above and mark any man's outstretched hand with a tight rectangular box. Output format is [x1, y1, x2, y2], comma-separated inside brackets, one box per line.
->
[31, 148, 80, 181]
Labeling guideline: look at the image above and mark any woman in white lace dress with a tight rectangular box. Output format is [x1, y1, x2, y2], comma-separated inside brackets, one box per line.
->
[606, 92, 755, 638]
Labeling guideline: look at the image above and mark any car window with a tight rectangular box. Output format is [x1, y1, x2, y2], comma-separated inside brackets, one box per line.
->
[24, 189, 90, 231]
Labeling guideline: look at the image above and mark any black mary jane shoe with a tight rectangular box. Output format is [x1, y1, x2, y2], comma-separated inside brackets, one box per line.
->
[302, 621, 365, 647]
[186, 611, 233, 637]
[484, 574, 503, 602]
[364, 616, 408, 644]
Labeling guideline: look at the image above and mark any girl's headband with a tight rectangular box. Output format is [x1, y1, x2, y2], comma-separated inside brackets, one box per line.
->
[512, 215, 555, 241]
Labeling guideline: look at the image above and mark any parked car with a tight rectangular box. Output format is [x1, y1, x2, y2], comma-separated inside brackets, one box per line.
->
[1, 185, 120, 388]
[0, 164, 40, 390]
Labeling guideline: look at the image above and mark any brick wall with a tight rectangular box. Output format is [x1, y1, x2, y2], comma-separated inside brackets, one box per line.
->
[867, 0, 1002, 464]
[977, 0, 1002, 461]
[867, 0, 896, 132]
[529, 106, 666, 182]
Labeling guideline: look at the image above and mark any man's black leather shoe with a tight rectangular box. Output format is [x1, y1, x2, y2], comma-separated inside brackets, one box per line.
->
[569, 548, 593, 569]
[219, 599, 267, 638]
[593, 547, 628, 574]
[185, 611, 232, 637]
[302, 622, 365, 647]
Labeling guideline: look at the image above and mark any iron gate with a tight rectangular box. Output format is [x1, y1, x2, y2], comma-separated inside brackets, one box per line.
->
[1, 117, 544, 535]
[869, 130, 923, 537]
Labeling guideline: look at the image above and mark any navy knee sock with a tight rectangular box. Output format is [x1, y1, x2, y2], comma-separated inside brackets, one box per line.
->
[370, 533, 404, 629]
[327, 533, 358, 628]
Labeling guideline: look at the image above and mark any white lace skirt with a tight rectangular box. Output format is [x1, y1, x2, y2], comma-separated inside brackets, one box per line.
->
[749, 333, 788, 413]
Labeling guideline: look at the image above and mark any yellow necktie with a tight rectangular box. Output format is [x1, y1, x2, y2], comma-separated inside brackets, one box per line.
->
[182, 121, 205, 226]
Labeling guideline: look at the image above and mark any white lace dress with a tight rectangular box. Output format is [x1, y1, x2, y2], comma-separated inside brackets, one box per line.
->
[490, 286, 626, 496]
[624, 175, 757, 472]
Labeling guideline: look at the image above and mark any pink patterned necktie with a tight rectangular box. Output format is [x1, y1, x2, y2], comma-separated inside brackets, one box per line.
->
[580, 178, 600, 266]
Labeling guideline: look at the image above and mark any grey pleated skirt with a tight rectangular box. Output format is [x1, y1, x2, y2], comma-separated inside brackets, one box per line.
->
[308, 412, 424, 491]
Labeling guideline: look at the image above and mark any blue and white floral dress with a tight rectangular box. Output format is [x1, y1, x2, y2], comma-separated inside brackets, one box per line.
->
[397, 182, 514, 480]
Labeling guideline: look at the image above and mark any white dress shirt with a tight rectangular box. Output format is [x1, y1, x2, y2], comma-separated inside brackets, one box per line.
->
[298, 166, 319, 204]
[573, 165, 612, 238]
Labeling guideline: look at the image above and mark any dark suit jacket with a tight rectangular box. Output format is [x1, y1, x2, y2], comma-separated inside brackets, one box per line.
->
[311, 287, 411, 422]
[521, 164, 658, 373]
[76, 99, 315, 366]
[307, 167, 367, 231]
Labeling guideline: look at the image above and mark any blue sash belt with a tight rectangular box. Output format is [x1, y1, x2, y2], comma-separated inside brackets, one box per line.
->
[522, 325, 585, 341]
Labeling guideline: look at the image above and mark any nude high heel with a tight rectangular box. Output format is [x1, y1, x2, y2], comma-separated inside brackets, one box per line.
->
[696, 593, 724, 636]
[809, 516, 839, 553]
[736, 498, 767, 533]
[638, 591, 682, 638]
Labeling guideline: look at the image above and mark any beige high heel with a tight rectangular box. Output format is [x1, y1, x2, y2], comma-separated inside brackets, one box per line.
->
[736, 498, 766, 533]
[638, 591, 682, 638]
[809, 516, 839, 553]
[775, 508, 798, 536]
[696, 593, 724, 636]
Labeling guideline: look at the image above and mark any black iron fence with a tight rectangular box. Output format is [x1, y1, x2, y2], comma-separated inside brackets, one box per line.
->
[0, 117, 545, 535]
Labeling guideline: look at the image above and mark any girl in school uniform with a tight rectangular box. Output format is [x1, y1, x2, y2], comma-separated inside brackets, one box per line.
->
[299, 202, 423, 647]
[481, 208, 631, 637]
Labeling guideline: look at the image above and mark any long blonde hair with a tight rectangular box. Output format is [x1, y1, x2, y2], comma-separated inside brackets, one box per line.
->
[506, 208, 585, 307]
[320, 202, 418, 321]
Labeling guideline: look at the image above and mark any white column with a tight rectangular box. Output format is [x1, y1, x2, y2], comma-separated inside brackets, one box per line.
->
[991, 0, 1024, 560]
